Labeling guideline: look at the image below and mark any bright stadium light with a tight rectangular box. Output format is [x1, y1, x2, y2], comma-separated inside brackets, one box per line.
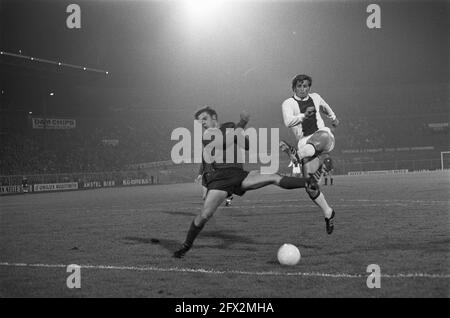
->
[183, 0, 225, 25]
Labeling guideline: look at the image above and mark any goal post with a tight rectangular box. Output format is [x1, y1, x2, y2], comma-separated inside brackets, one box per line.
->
[440, 151, 450, 170]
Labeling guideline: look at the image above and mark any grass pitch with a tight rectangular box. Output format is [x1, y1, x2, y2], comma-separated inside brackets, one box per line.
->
[1, 171, 449, 297]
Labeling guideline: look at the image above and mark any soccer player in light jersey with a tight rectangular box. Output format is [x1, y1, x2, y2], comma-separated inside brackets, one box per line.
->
[280, 74, 339, 234]
[173, 106, 319, 258]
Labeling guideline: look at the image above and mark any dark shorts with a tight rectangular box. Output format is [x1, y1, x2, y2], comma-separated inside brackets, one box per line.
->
[203, 168, 249, 197]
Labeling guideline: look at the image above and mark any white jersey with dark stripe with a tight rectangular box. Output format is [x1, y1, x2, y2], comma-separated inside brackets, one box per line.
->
[281, 92, 336, 142]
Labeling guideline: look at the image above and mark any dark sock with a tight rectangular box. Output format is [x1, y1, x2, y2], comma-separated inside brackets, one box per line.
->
[279, 176, 307, 189]
[183, 219, 205, 248]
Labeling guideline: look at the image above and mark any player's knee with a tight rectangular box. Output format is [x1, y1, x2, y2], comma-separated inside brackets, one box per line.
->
[302, 157, 320, 175]
[272, 173, 283, 185]
[196, 215, 210, 228]
[199, 210, 214, 223]
[306, 187, 320, 200]
[308, 131, 333, 155]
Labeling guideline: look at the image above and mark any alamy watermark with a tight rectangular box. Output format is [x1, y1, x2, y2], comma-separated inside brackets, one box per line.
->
[66, 264, 81, 289]
[366, 264, 381, 288]
[366, 4, 381, 29]
[171, 121, 280, 174]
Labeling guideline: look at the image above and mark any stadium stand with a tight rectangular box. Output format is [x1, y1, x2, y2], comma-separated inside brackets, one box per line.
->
[0, 106, 448, 186]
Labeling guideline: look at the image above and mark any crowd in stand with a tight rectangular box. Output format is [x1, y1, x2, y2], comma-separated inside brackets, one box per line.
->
[0, 116, 173, 176]
[337, 117, 386, 149]
[1, 112, 448, 177]
[335, 115, 447, 151]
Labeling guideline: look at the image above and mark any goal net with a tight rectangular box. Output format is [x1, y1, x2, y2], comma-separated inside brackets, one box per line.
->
[440, 151, 450, 170]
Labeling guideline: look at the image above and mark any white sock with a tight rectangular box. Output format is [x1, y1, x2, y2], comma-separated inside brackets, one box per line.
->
[312, 192, 333, 218]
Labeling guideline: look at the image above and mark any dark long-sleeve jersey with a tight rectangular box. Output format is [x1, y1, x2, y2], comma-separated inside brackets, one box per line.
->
[198, 119, 249, 174]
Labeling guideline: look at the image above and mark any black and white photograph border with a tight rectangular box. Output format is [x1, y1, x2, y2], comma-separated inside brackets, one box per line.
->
[0, 0, 449, 300]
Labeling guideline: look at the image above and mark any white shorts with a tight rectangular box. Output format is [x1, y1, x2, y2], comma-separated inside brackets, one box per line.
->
[297, 127, 335, 154]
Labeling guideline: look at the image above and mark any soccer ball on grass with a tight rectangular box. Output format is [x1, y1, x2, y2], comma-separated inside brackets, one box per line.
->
[277, 243, 301, 266]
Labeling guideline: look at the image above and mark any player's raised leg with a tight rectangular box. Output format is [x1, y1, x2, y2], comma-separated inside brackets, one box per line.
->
[299, 130, 335, 161]
[240, 170, 317, 191]
[280, 140, 300, 165]
[302, 157, 335, 234]
[174, 189, 228, 258]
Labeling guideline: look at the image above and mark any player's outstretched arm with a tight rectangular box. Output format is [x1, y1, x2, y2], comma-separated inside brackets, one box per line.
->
[236, 110, 250, 129]
[316, 94, 339, 128]
[230, 111, 251, 150]
[203, 113, 250, 151]
[331, 117, 339, 128]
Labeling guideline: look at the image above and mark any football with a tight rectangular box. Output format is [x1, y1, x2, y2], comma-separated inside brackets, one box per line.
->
[277, 243, 301, 266]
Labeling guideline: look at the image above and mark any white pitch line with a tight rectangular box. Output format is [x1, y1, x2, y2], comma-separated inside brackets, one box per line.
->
[1, 262, 449, 279]
[144, 202, 443, 212]
[241, 198, 449, 205]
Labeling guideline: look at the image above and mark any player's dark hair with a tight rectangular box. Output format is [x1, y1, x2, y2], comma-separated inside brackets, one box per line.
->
[292, 74, 312, 91]
[194, 106, 217, 120]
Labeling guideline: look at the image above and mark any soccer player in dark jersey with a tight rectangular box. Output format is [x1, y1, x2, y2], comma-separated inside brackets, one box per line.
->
[196, 121, 237, 206]
[173, 107, 318, 258]
[323, 156, 334, 186]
